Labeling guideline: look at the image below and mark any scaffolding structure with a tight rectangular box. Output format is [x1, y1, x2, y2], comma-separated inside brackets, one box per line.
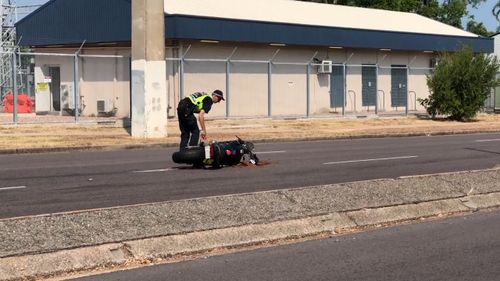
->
[1, 0, 16, 97]
[1, 1, 41, 104]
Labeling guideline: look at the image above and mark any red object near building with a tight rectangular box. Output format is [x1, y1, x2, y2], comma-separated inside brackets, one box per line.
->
[3, 94, 34, 113]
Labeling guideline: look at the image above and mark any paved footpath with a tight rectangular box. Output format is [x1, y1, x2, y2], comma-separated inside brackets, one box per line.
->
[1, 168, 499, 281]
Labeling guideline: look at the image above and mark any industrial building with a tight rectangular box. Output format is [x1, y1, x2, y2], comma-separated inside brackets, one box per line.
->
[493, 33, 500, 111]
[15, 0, 493, 118]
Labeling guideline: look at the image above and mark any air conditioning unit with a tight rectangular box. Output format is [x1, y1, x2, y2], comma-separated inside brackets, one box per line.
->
[97, 100, 110, 113]
[317, 60, 333, 74]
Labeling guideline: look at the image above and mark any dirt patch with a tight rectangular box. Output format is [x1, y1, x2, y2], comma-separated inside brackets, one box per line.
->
[256, 160, 272, 166]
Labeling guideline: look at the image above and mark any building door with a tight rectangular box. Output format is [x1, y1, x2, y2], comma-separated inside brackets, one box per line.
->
[48, 67, 61, 112]
[330, 65, 344, 108]
[391, 65, 407, 108]
[362, 65, 376, 108]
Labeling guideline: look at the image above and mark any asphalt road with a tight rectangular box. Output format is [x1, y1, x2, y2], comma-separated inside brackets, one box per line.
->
[72, 209, 500, 281]
[1, 133, 499, 219]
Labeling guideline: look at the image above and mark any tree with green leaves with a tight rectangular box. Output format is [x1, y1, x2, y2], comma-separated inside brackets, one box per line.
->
[419, 46, 499, 121]
[466, 17, 492, 37]
[494, 1, 500, 25]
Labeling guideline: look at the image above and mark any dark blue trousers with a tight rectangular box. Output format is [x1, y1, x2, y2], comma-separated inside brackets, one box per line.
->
[177, 102, 199, 150]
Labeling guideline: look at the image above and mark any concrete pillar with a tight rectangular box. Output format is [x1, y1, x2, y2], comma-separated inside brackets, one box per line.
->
[131, 0, 167, 137]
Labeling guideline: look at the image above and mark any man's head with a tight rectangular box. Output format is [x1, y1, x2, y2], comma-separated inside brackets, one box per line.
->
[212, 90, 225, 103]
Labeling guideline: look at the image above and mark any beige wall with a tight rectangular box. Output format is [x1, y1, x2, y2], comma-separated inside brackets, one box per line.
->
[80, 49, 131, 118]
[230, 63, 268, 117]
[408, 53, 433, 112]
[34, 48, 130, 117]
[35, 43, 434, 118]
[166, 47, 180, 118]
[176, 42, 433, 117]
[34, 50, 75, 113]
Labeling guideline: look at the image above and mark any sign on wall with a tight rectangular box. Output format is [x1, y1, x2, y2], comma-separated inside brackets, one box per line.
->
[36, 83, 49, 92]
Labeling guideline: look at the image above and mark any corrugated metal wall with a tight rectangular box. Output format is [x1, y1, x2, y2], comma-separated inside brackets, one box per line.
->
[16, 0, 131, 46]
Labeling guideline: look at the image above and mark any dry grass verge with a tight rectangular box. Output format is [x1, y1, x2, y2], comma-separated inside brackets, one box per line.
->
[1, 114, 499, 151]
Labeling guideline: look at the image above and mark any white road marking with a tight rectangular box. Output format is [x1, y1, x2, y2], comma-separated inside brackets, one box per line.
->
[475, 139, 500, 143]
[132, 168, 174, 173]
[255, 150, 286, 154]
[324, 155, 418, 165]
[0, 186, 27, 191]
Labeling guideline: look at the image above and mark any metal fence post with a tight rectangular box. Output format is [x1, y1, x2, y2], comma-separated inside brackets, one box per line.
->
[73, 41, 85, 123]
[179, 45, 191, 102]
[375, 64, 379, 115]
[268, 61, 272, 117]
[406, 66, 409, 116]
[180, 58, 185, 100]
[342, 63, 346, 117]
[12, 51, 18, 124]
[225, 47, 237, 119]
[74, 54, 80, 123]
[306, 63, 310, 117]
[306, 51, 318, 118]
[226, 59, 230, 118]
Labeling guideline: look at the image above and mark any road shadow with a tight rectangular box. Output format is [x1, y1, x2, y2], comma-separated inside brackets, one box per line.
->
[171, 160, 272, 170]
[415, 114, 480, 123]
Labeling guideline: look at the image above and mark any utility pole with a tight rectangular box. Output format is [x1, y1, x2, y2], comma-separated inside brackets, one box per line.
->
[131, 0, 167, 138]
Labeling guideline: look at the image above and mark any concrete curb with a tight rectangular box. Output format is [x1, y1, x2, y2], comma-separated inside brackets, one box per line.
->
[1, 193, 500, 281]
[0, 143, 172, 155]
[1, 128, 500, 155]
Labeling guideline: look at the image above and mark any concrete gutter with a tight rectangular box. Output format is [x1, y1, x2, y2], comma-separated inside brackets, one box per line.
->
[1, 169, 500, 280]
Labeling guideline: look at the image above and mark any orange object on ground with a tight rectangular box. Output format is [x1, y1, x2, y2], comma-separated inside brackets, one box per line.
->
[3, 94, 33, 113]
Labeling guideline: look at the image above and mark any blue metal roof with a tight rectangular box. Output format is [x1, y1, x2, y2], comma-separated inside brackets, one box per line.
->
[16, 0, 493, 53]
[16, 0, 132, 46]
[166, 15, 493, 53]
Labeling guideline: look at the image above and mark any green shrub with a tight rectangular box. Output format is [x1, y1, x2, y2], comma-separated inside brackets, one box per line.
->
[420, 46, 499, 121]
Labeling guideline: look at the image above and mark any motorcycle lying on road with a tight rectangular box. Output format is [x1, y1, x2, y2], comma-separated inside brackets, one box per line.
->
[172, 137, 259, 168]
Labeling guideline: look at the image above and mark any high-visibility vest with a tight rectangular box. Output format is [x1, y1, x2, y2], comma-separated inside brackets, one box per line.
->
[188, 92, 210, 113]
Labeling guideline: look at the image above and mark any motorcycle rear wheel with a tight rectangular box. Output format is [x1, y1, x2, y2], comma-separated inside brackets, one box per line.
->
[172, 147, 205, 164]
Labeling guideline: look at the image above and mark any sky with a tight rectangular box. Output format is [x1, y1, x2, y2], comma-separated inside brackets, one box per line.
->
[466, 0, 499, 31]
[14, 0, 500, 32]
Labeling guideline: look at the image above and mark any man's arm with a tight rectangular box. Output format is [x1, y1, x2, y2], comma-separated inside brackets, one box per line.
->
[198, 110, 207, 140]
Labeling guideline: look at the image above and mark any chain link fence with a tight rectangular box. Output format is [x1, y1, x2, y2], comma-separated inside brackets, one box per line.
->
[167, 58, 433, 120]
[12, 47, 500, 125]
[1, 50, 130, 124]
